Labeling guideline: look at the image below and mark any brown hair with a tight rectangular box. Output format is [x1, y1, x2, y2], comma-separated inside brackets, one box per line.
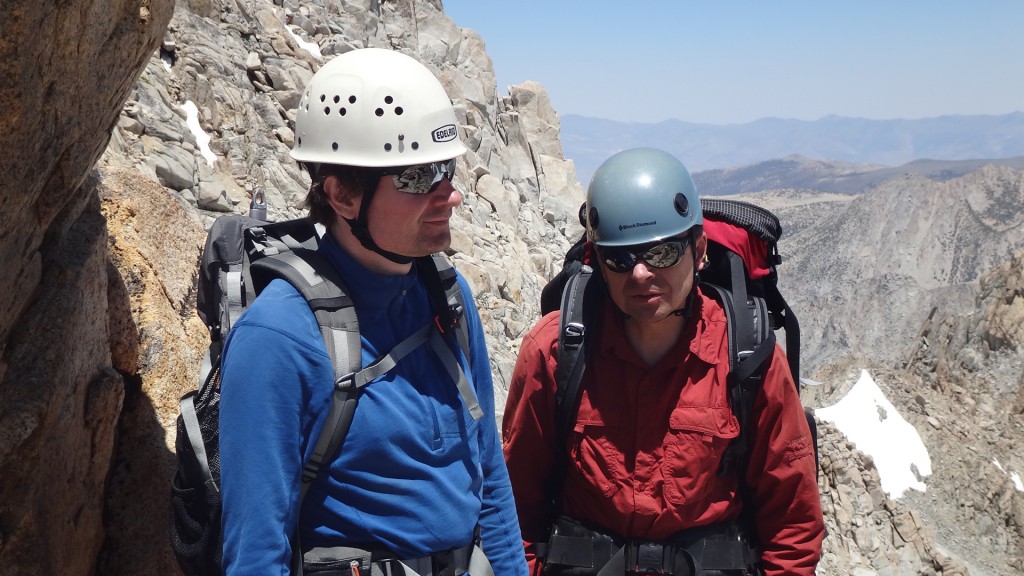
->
[303, 163, 380, 226]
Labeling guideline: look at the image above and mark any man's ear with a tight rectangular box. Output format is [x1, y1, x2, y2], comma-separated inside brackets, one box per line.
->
[323, 175, 360, 220]
[694, 232, 708, 270]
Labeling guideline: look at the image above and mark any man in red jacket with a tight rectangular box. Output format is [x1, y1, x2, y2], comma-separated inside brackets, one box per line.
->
[502, 147, 824, 575]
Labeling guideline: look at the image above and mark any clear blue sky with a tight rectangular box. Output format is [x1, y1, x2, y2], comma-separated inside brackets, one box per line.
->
[442, 1, 1024, 125]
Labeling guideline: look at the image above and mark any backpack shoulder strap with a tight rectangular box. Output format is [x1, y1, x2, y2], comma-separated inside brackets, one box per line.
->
[249, 249, 362, 490]
[554, 263, 593, 444]
[420, 253, 472, 364]
[548, 263, 602, 514]
[701, 253, 776, 478]
[762, 275, 801, 392]
[414, 254, 484, 421]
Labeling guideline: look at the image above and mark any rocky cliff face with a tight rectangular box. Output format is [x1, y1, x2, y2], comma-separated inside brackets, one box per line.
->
[770, 166, 1024, 377]
[0, 2, 174, 575]
[755, 169, 1024, 574]
[1, 1, 1021, 575]
[4, 1, 583, 575]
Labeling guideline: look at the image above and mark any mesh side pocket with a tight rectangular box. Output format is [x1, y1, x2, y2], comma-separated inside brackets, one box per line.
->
[169, 389, 223, 576]
[169, 463, 222, 575]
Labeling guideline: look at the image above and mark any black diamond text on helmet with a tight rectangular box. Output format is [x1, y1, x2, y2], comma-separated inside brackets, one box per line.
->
[618, 221, 656, 232]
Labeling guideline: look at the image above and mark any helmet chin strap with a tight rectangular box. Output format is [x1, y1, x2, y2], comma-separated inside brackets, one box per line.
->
[672, 238, 702, 318]
[344, 187, 415, 265]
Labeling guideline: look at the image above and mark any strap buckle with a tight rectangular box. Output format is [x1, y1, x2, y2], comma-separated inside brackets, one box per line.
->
[629, 542, 670, 574]
[626, 537, 684, 573]
[562, 322, 585, 349]
[434, 303, 464, 335]
[335, 372, 356, 391]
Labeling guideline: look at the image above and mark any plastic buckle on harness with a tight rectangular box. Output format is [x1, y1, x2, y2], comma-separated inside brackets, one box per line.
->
[563, 322, 585, 349]
[335, 372, 356, 391]
[632, 542, 668, 574]
[434, 303, 464, 336]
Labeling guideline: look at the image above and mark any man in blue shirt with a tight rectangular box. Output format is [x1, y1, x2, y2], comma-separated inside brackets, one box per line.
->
[218, 48, 528, 576]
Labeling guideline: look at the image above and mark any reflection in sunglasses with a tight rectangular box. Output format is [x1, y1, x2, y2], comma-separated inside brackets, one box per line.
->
[598, 237, 690, 273]
[384, 158, 457, 195]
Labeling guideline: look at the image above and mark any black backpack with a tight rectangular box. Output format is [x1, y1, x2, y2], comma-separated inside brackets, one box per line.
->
[169, 196, 474, 576]
[539, 198, 814, 503]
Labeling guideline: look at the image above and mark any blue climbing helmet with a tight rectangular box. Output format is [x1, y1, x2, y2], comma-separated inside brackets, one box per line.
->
[585, 147, 702, 247]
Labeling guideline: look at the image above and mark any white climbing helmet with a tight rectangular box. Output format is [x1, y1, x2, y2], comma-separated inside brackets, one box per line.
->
[290, 48, 467, 169]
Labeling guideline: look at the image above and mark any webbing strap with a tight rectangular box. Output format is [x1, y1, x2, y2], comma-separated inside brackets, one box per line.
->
[548, 528, 755, 576]
[179, 393, 217, 494]
[253, 250, 360, 383]
[398, 543, 492, 576]
[303, 542, 492, 576]
[225, 269, 243, 333]
[197, 346, 214, 388]
[550, 265, 595, 516]
[702, 280, 775, 478]
[429, 331, 483, 420]
[555, 265, 593, 441]
[302, 380, 359, 490]
[593, 542, 697, 576]
[466, 544, 494, 576]
[726, 252, 755, 364]
[249, 249, 361, 576]
[357, 322, 431, 382]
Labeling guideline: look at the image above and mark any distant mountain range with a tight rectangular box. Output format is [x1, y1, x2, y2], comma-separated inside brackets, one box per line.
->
[560, 112, 1024, 190]
[691, 154, 1024, 196]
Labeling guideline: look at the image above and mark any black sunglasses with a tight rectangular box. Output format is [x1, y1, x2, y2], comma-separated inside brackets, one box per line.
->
[381, 158, 457, 195]
[597, 235, 692, 273]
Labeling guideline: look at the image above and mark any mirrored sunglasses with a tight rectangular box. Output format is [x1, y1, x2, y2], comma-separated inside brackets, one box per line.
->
[382, 158, 457, 195]
[598, 236, 691, 273]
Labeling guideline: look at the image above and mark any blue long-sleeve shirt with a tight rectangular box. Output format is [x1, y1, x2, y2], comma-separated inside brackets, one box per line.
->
[219, 233, 527, 576]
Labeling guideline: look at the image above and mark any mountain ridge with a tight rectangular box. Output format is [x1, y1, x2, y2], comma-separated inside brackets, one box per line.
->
[692, 154, 1024, 196]
[561, 112, 1024, 186]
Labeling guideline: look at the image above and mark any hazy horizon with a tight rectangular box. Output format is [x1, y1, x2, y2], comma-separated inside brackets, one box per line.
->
[443, 1, 1024, 125]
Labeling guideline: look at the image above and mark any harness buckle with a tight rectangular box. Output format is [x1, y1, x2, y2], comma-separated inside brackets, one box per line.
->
[632, 542, 669, 574]
[563, 322, 585, 349]
[434, 303, 464, 335]
[335, 372, 356, 391]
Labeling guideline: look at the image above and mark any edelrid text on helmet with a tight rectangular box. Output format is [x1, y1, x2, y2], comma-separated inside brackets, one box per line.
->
[290, 48, 468, 169]
[585, 148, 702, 246]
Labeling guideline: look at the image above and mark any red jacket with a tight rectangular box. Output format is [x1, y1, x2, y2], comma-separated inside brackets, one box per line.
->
[502, 289, 824, 575]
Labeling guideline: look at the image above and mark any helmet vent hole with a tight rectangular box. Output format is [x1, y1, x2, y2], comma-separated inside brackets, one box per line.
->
[384, 95, 394, 104]
[319, 94, 326, 102]
[349, 95, 357, 103]
[333, 95, 340, 104]
[323, 106, 331, 115]
[411, 142, 419, 150]
[375, 108, 384, 117]
[394, 106, 404, 115]
[384, 143, 393, 151]
[331, 142, 338, 151]
[339, 108, 347, 116]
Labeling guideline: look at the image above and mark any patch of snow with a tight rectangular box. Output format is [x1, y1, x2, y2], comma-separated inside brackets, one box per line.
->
[182, 101, 217, 167]
[287, 27, 322, 59]
[816, 369, 933, 499]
